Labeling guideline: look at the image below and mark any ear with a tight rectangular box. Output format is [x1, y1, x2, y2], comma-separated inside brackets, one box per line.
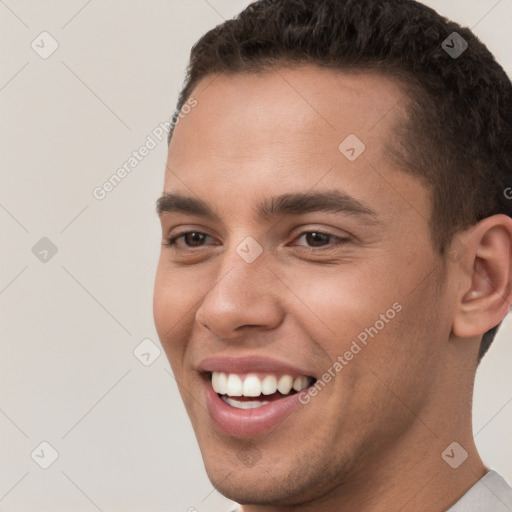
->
[452, 214, 512, 338]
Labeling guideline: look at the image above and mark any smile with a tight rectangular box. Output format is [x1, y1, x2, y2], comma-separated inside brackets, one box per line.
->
[210, 371, 313, 409]
[197, 356, 318, 436]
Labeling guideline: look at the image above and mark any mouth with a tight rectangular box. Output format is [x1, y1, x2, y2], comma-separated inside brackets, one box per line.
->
[200, 366, 318, 437]
[209, 371, 316, 409]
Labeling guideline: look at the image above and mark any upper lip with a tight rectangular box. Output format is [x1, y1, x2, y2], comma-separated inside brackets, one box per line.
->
[197, 355, 316, 378]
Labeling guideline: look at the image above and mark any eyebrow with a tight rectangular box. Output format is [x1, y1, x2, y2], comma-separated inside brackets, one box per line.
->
[156, 190, 379, 223]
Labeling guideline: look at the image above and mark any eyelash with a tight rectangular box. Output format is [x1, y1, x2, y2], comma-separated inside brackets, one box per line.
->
[162, 230, 350, 252]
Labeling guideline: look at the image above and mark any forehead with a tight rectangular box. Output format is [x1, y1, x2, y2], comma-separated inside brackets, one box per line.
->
[163, 65, 426, 225]
[173, 65, 406, 143]
[167, 65, 408, 172]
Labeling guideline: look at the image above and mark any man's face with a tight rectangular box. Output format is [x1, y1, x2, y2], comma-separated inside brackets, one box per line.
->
[153, 65, 454, 505]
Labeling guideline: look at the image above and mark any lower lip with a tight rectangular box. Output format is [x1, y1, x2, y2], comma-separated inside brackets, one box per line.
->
[204, 378, 307, 437]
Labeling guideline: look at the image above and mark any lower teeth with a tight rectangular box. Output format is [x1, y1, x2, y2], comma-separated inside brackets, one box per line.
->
[221, 396, 271, 409]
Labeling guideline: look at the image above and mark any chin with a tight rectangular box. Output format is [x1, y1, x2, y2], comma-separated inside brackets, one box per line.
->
[200, 440, 350, 508]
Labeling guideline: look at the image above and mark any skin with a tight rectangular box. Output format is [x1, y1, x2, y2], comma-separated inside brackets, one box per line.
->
[153, 64, 512, 511]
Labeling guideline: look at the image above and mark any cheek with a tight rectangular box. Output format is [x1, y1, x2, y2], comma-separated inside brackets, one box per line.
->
[286, 264, 401, 352]
[153, 265, 173, 337]
[350, 269, 447, 394]
[153, 263, 199, 362]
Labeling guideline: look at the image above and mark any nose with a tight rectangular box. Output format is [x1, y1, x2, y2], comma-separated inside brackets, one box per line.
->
[195, 250, 284, 340]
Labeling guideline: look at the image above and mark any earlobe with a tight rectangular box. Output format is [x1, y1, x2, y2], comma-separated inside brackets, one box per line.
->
[452, 215, 512, 339]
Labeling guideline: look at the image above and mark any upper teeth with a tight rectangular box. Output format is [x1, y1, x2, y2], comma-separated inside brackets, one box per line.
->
[211, 372, 311, 397]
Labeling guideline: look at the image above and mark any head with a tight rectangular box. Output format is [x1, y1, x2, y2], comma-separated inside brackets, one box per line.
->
[154, 0, 512, 508]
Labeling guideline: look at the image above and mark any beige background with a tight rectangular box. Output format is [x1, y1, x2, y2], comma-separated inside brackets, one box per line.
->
[0, 1, 511, 511]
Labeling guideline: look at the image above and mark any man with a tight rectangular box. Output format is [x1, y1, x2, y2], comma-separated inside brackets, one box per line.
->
[153, 0, 512, 510]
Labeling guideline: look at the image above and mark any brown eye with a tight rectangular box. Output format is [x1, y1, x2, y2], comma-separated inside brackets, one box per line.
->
[292, 231, 349, 249]
[182, 232, 208, 247]
[304, 232, 332, 247]
[164, 231, 215, 248]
